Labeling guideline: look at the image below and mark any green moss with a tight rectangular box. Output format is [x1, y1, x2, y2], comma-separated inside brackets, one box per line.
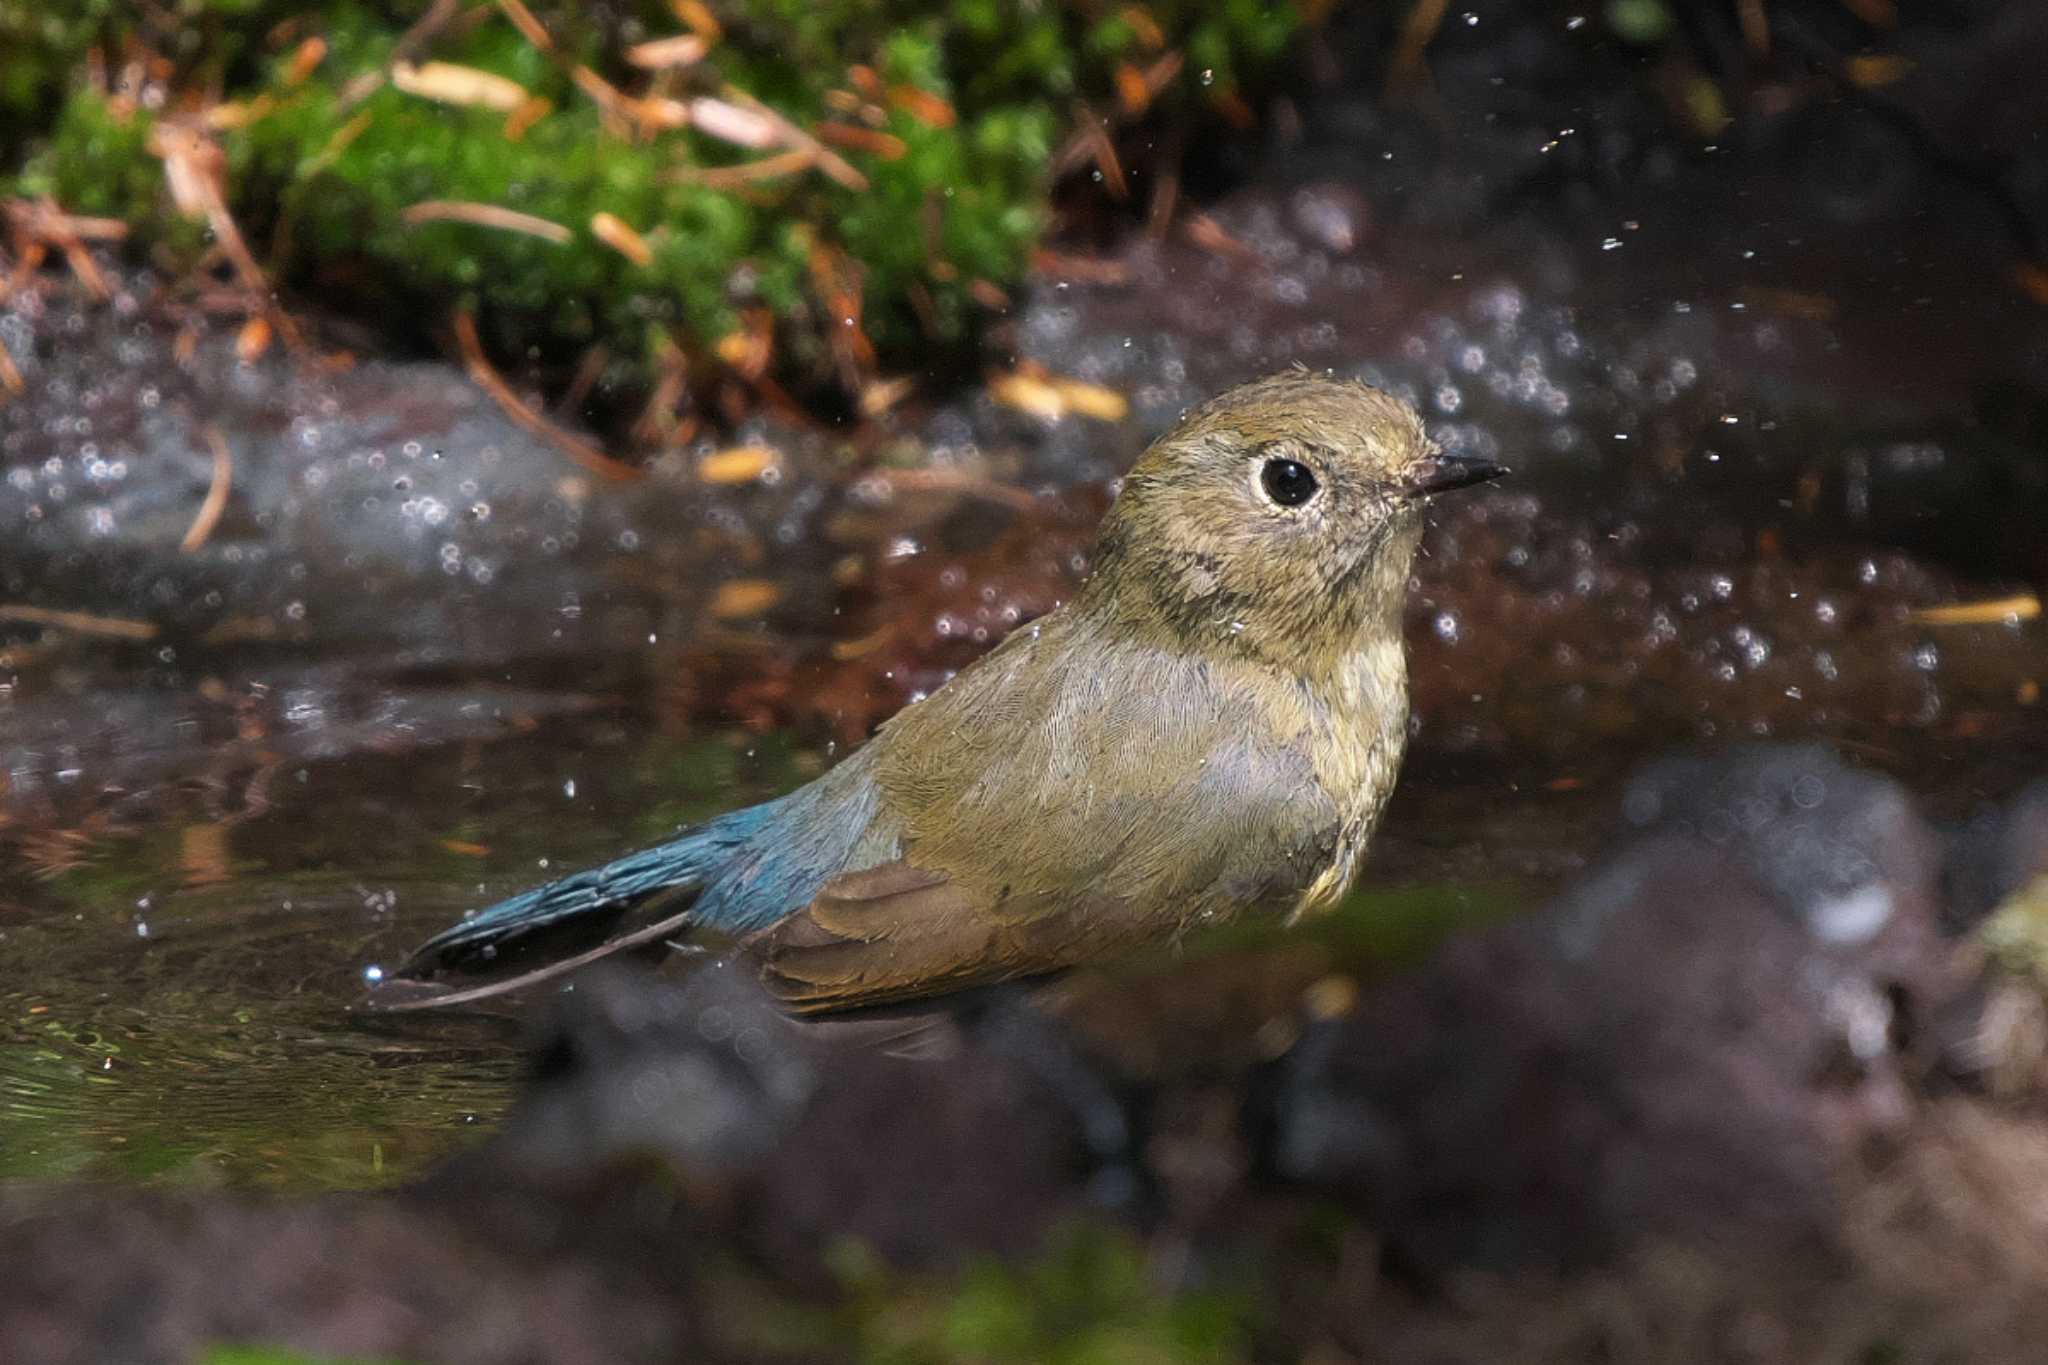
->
[12, 93, 163, 225]
[200, 1348, 410, 1365]
[833, 1225, 1251, 1365]
[0, 1, 119, 136]
[1, 1, 1301, 404]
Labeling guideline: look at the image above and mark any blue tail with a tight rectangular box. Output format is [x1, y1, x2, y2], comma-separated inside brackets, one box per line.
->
[384, 756, 892, 1008]
[401, 800, 787, 978]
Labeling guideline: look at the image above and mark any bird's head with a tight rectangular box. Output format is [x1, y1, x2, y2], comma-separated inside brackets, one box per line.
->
[1085, 370, 1504, 677]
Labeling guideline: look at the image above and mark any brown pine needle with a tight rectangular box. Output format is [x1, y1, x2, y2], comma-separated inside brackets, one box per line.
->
[668, 148, 818, 188]
[556, 344, 611, 418]
[8, 198, 120, 299]
[180, 427, 235, 553]
[698, 446, 779, 484]
[1118, 4, 1166, 48]
[0, 336, 22, 396]
[148, 122, 303, 351]
[688, 96, 782, 149]
[709, 579, 783, 619]
[815, 122, 907, 160]
[1737, 0, 1771, 56]
[452, 310, 642, 483]
[234, 316, 272, 365]
[867, 467, 1039, 514]
[390, 60, 530, 112]
[991, 367, 1128, 424]
[671, 0, 722, 41]
[1030, 249, 1131, 285]
[491, 0, 553, 51]
[859, 375, 916, 419]
[0, 604, 159, 640]
[719, 85, 867, 190]
[401, 200, 572, 243]
[888, 85, 956, 128]
[1053, 105, 1126, 198]
[306, 112, 373, 176]
[1845, 54, 1913, 87]
[1184, 212, 1253, 258]
[503, 96, 553, 140]
[1388, 0, 1448, 99]
[626, 35, 709, 69]
[589, 211, 654, 266]
[1910, 595, 2042, 626]
[286, 36, 328, 85]
[1116, 63, 1152, 118]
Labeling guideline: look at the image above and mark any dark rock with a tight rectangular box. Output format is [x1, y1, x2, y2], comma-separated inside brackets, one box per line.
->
[1947, 780, 2048, 934]
[425, 966, 1132, 1275]
[0, 1188, 690, 1365]
[751, 1000, 1118, 1271]
[446, 962, 829, 1192]
[1261, 744, 1961, 1277]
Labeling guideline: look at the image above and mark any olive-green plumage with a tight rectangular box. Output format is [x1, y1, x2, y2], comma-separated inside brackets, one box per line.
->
[387, 371, 1503, 1013]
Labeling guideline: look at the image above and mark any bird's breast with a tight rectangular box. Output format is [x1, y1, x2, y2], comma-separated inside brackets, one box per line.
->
[1283, 634, 1412, 918]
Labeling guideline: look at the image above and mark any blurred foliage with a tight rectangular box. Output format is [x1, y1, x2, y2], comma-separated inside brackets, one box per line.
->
[1980, 873, 2048, 983]
[2, 0, 1301, 402]
[1604, 0, 1675, 46]
[833, 1224, 1250, 1365]
[201, 1348, 410, 1365]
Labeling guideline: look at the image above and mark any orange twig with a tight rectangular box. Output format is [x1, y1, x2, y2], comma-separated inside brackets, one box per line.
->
[452, 310, 642, 482]
[179, 427, 234, 553]
[0, 604, 159, 640]
[401, 200, 573, 243]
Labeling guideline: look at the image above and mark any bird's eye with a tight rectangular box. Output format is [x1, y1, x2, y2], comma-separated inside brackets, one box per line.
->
[1260, 457, 1320, 508]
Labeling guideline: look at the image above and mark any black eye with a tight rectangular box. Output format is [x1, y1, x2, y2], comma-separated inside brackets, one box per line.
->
[1260, 457, 1319, 507]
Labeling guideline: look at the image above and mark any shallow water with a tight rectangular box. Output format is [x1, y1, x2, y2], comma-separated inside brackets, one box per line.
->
[4, 659, 2034, 1190]
[0, 673, 1592, 1190]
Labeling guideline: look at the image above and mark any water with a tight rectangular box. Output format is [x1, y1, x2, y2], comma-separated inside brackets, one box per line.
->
[0, 718, 831, 1188]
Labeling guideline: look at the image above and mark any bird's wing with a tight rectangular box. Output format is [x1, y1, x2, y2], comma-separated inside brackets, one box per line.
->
[750, 627, 1354, 1013]
[753, 863, 1137, 1012]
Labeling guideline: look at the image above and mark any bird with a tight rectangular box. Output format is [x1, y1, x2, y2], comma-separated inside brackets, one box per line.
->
[373, 370, 1505, 1014]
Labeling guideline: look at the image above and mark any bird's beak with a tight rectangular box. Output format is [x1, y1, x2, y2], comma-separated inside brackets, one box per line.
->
[1401, 453, 1508, 499]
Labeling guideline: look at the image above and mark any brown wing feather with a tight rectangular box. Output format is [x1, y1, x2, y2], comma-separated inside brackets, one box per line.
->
[754, 862, 1132, 1012]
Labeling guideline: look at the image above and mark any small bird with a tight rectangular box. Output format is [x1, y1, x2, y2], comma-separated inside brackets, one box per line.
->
[377, 371, 1504, 1013]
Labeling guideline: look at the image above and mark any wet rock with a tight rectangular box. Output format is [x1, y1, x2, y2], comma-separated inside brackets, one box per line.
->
[752, 995, 1132, 1272]
[1262, 744, 1960, 1277]
[2, 271, 625, 649]
[0, 267, 868, 670]
[440, 962, 829, 1193]
[1613, 745, 1948, 961]
[1948, 780, 2048, 935]
[0, 1188, 692, 1365]
[425, 965, 1131, 1275]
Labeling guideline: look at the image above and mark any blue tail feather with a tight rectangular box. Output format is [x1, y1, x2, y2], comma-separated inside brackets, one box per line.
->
[388, 751, 893, 1001]
[405, 798, 786, 973]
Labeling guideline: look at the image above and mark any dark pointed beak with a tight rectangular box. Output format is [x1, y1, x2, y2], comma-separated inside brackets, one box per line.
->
[1401, 453, 1508, 499]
